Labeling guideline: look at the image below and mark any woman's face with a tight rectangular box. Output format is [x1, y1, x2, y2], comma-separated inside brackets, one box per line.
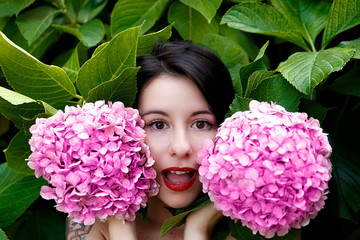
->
[138, 74, 218, 208]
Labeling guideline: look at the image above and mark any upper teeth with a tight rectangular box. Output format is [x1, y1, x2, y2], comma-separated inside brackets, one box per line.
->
[170, 171, 189, 175]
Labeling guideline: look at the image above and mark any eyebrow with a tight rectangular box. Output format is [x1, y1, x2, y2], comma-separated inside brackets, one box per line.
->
[141, 110, 169, 117]
[141, 110, 214, 117]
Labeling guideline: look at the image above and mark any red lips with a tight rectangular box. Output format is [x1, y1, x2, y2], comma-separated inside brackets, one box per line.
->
[161, 167, 198, 191]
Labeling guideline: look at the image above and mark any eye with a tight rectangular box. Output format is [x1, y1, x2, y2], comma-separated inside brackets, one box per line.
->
[192, 120, 212, 130]
[148, 120, 168, 130]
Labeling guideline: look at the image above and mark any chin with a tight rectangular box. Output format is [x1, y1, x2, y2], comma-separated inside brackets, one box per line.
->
[159, 183, 203, 209]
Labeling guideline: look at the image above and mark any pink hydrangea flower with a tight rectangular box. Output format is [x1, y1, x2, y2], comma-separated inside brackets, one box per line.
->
[27, 101, 159, 225]
[197, 100, 332, 238]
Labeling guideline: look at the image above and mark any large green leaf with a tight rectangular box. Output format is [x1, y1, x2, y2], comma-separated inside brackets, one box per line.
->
[77, 0, 108, 24]
[4, 131, 33, 175]
[0, 1, 12, 17]
[327, 64, 360, 98]
[250, 74, 301, 112]
[160, 197, 210, 238]
[167, 1, 219, 43]
[86, 67, 139, 106]
[271, 0, 331, 51]
[221, 2, 308, 50]
[4, 206, 65, 240]
[245, 70, 275, 99]
[0, 228, 9, 240]
[203, 33, 248, 87]
[15, 6, 60, 45]
[180, 0, 221, 23]
[239, 41, 269, 97]
[52, 18, 104, 47]
[277, 47, 355, 95]
[110, 0, 169, 36]
[137, 24, 172, 56]
[0, 32, 77, 106]
[322, 0, 360, 48]
[330, 143, 360, 221]
[339, 38, 360, 59]
[0, 87, 51, 131]
[26, 28, 61, 60]
[76, 26, 140, 99]
[8, 0, 35, 16]
[225, 95, 252, 118]
[0, 163, 45, 228]
[62, 46, 80, 83]
[219, 24, 260, 61]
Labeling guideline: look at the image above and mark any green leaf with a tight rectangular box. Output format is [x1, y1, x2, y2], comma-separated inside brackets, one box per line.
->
[0, 87, 47, 131]
[77, 0, 108, 24]
[298, 99, 329, 123]
[245, 70, 275, 98]
[203, 33, 249, 94]
[250, 74, 301, 112]
[322, 0, 360, 48]
[180, 0, 221, 23]
[0, 32, 77, 106]
[240, 41, 269, 97]
[339, 38, 360, 59]
[137, 24, 172, 56]
[327, 64, 360, 98]
[221, 2, 309, 50]
[110, 0, 169, 36]
[0, 1, 12, 17]
[8, 0, 35, 16]
[76, 25, 140, 99]
[271, 0, 331, 50]
[53, 18, 105, 47]
[87, 67, 139, 106]
[219, 24, 261, 61]
[0, 86, 36, 105]
[62, 46, 80, 83]
[0, 228, 9, 240]
[26, 28, 62, 60]
[330, 142, 360, 221]
[0, 163, 45, 228]
[0, 16, 10, 30]
[160, 198, 210, 238]
[77, 18, 105, 47]
[277, 47, 355, 95]
[16, 6, 60, 45]
[5, 206, 65, 240]
[225, 95, 252, 118]
[4, 132, 33, 175]
[168, 1, 219, 43]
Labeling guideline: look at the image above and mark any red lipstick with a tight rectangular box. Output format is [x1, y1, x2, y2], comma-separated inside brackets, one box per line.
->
[161, 167, 198, 191]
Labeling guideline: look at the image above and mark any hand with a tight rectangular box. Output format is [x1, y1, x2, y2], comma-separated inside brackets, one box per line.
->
[108, 217, 137, 240]
[184, 202, 223, 240]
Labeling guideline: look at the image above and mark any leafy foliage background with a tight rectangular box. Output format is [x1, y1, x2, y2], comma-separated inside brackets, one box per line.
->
[0, 0, 359, 239]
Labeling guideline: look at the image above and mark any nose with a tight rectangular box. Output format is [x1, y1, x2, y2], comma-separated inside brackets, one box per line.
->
[169, 127, 192, 158]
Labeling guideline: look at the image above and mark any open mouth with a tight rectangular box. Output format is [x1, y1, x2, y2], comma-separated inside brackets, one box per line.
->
[161, 167, 198, 191]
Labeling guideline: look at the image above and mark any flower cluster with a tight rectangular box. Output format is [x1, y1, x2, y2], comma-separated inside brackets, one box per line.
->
[27, 101, 159, 225]
[197, 100, 332, 238]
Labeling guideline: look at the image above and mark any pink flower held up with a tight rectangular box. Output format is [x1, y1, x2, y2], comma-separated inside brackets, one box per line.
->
[197, 100, 332, 238]
[27, 101, 159, 225]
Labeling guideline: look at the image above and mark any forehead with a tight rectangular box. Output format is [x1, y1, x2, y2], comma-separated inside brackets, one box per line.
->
[138, 74, 210, 113]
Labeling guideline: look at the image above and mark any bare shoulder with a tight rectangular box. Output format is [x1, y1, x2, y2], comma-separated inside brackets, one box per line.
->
[66, 217, 109, 240]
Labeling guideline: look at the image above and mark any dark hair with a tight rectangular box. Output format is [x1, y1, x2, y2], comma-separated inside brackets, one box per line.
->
[134, 41, 235, 123]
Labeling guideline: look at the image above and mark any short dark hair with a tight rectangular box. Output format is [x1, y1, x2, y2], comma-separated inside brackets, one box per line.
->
[135, 41, 234, 123]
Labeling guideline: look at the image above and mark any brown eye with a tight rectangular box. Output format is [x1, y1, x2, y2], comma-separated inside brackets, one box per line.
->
[154, 122, 165, 129]
[149, 120, 167, 130]
[196, 121, 206, 129]
[193, 120, 212, 129]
